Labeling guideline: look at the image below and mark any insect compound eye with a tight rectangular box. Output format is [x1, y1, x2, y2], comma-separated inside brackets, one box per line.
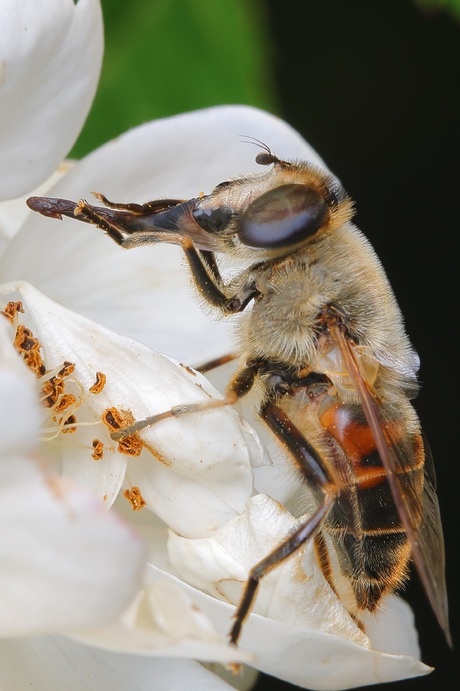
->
[192, 206, 232, 234]
[238, 184, 329, 249]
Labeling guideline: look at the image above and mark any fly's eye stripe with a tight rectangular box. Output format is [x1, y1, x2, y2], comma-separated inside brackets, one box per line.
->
[238, 184, 328, 249]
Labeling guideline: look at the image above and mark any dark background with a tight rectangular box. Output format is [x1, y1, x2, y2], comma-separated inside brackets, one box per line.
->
[254, 1, 459, 689]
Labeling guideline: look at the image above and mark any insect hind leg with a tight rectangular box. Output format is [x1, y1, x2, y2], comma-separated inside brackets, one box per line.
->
[229, 493, 336, 645]
[229, 402, 338, 645]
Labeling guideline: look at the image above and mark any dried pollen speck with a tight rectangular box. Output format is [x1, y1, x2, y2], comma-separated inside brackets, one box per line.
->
[54, 393, 77, 412]
[4, 306, 84, 439]
[102, 407, 143, 456]
[59, 361, 76, 377]
[41, 375, 65, 408]
[124, 486, 147, 511]
[90, 371, 107, 394]
[1, 300, 24, 323]
[13, 324, 46, 376]
[91, 439, 104, 460]
[61, 414, 77, 433]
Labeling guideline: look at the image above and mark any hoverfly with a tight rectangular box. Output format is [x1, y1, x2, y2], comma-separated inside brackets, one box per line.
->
[27, 144, 451, 647]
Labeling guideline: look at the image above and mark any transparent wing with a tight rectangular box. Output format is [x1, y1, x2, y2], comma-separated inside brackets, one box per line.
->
[330, 323, 451, 646]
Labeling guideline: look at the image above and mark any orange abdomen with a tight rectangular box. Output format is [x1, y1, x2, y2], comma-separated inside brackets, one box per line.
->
[319, 402, 424, 611]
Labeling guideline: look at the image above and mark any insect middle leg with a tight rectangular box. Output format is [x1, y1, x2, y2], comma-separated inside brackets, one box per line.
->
[229, 401, 338, 646]
[110, 362, 258, 441]
[195, 352, 238, 374]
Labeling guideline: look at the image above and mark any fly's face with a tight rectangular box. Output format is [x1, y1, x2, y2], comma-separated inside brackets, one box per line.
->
[27, 149, 354, 262]
[192, 152, 353, 258]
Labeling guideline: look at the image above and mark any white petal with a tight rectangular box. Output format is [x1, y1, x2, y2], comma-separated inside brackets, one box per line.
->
[166, 495, 431, 689]
[1, 106, 327, 360]
[0, 636, 238, 691]
[64, 526, 253, 675]
[0, 160, 74, 244]
[109, 521, 431, 690]
[168, 495, 365, 642]
[156, 576, 431, 691]
[224, 606, 431, 691]
[0, 0, 103, 199]
[1, 282, 264, 533]
[360, 594, 422, 660]
[156, 547, 431, 690]
[0, 456, 145, 636]
[125, 413, 267, 537]
[3, 315, 146, 638]
[72, 575, 251, 666]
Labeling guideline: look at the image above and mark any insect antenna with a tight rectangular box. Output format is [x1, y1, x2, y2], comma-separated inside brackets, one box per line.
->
[239, 135, 280, 166]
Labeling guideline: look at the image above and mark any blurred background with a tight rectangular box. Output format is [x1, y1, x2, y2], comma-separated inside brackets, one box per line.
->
[73, 1, 459, 688]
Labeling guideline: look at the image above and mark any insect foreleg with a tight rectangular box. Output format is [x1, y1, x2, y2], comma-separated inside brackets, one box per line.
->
[229, 402, 338, 646]
[181, 237, 259, 313]
[72, 201, 127, 245]
[92, 193, 184, 214]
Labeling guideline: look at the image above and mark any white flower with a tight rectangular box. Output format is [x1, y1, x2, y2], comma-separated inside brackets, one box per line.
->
[0, 312, 146, 637]
[0, 0, 156, 655]
[0, 2, 433, 689]
[0, 0, 102, 202]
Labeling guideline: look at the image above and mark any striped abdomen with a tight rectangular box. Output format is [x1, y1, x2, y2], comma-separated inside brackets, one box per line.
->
[318, 401, 424, 611]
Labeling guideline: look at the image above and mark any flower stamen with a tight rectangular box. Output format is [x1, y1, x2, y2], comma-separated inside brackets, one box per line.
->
[2, 303, 115, 451]
[102, 407, 143, 457]
[1, 300, 24, 324]
[13, 324, 46, 376]
[91, 439, 104, 460]
[60, 414, 77, 434]
[123, 486, 147, 511]
[89, 371, 106, 394]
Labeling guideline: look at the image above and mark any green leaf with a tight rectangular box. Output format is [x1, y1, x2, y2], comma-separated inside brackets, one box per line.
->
[72, 0, 277, 158]
[413, 0, 460, 22]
